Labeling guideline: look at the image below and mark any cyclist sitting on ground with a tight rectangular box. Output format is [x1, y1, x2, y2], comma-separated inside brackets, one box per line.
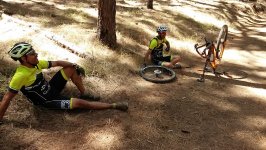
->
[144, 25, 181, 69]
[0, 42, 128, 124]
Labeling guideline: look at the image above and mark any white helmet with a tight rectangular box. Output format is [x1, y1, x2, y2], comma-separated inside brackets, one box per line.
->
[8, 42, 33, 60]
[157, 25, 167, 32]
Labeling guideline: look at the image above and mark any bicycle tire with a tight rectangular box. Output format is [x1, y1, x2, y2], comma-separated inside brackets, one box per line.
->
[210, 46, 217, 69]
[216, 25, 228, 59]
[140, 65, 176, 83]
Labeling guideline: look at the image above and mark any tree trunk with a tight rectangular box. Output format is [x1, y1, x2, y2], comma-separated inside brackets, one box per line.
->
[147, 0, 153, 9]
[97, 0, 117, 48]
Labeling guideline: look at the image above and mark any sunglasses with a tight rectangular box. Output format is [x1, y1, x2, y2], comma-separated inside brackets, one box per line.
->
[26, 49, 38, 56]
[159, 32, 167, 35]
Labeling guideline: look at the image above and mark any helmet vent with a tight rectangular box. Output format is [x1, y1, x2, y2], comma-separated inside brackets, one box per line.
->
[20, 48, 28, 54]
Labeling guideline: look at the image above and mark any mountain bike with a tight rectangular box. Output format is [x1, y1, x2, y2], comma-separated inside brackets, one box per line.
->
[194, 25, 228, 82]
[140, 65, 176, 83]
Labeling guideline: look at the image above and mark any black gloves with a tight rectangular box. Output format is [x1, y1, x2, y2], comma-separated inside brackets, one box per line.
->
[73, 64, 86, 76]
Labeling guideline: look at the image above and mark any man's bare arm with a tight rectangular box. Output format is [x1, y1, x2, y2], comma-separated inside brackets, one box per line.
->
[50, 60, 74, 68]
[144, 49, 152, 63]
[0, 91, 17, 123]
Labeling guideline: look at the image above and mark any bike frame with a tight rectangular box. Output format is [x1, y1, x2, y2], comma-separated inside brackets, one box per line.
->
[202, 43, 217, 81]
[194, 25, 228, 82]
[195, 40, 225, 81]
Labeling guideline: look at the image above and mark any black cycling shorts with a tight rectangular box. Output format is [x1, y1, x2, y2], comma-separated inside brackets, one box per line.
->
[43, 98, 73, 110]
[49, 70, 68, 94]
[151, 56, 171, 66]
[42, 70, 73, 109]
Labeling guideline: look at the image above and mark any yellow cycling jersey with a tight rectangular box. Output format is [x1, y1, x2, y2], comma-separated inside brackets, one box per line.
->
[9, 60, 50, 92]
[149, 36, 170, 57]
[149, 37, 168, 50]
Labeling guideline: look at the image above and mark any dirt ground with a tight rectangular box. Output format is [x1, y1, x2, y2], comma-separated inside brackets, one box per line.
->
[0, 0, 266, 150]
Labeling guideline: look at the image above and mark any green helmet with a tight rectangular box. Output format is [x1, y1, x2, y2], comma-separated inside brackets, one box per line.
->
[8, 42, 33, 60]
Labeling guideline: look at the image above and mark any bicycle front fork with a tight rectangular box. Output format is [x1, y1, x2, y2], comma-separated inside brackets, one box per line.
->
[197, 58, 216, 82]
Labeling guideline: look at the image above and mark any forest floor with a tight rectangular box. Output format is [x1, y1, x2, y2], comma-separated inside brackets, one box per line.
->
[0, 0, 266, 149]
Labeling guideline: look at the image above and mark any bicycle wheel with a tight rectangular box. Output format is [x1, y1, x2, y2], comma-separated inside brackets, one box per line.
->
[209, 46, 217, 69]
[140, 65, 176, 83]
[216, 25, 228, 59]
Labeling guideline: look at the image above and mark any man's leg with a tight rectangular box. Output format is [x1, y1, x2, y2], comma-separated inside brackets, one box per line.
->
[162, 61, 174, 68]
[61, 66, 100, 100]
[171, 55, 181, 65]
[62, 66, 85, 94]
[43, 98, 128, 111]
[162, 55, 181, 68]
[71, 98, 128, 111]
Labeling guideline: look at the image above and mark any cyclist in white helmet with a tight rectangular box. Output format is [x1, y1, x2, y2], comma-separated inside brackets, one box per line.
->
[0, 42, 128, 124]
[144, 25, 181, 68]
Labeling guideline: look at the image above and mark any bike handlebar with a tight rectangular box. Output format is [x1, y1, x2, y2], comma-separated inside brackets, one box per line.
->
[194, 43, 206, 49]
[194, 38, 213, 58]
